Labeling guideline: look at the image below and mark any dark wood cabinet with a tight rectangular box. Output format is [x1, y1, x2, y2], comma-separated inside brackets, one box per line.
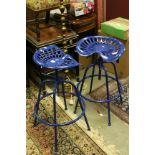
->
[106, 0, 129, 21]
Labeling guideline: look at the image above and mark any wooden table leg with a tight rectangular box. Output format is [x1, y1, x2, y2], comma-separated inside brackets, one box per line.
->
[35, 12, 40, 41]
[45, 11, 50, 24]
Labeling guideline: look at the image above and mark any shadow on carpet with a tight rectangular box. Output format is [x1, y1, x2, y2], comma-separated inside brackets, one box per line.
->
[26, 81, 106, 155]
[90, 77, 129, 124]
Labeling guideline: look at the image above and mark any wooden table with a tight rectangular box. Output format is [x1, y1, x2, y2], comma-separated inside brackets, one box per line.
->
[26, 23, 77, 49]
[70, 13, 97, 34]
[26, 2, 70, 41]
[26, 24, 78, 86]
[26, 12, 97, 85]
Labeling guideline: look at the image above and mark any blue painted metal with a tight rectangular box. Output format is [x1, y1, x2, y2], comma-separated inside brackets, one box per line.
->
[74, 73, 123, 103]
[34, 79, 88, 127]
[74, 61, 123, 125]
[74, 36, 125, 125]
[61, 81, 67, 110]
[33, 45, 79, 69]
[33, 45, 90, 153]
[110, 62, 123, 103]
[101, 62, 111, 126]
[34, 80, 89, 126]
[76, 36, 125, 62]
[89, 64, 95, 94]
[53, 70, 58, 152]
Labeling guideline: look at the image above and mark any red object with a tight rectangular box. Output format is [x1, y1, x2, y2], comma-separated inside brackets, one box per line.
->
[106, 0, 129, 20]
[84, 1, 94, 14]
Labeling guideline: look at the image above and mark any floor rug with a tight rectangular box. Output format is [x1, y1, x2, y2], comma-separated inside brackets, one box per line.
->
[90, 77, 129, 124]
[26, 81, 107, 155]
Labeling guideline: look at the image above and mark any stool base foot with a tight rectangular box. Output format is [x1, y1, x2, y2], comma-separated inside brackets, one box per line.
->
[83, 114, 91, 131]
[33, 121, 39, 127]
[88, 128, 91, 131]
[34, 115, 39, 127]
[119, 97, 123, 104]
[74, 108, 78, 114]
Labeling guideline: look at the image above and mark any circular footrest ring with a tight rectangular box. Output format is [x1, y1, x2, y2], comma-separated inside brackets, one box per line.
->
[34, 91, 86, 127]
[77, 74, 123, 103]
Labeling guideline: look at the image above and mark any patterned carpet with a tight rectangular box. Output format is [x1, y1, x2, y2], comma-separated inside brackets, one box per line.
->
[26, 81, 106, 155]
[90, 77, 129, 124]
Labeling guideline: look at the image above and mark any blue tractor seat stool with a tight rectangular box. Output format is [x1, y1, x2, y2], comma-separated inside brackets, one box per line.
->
[74, 36, 125, 126]
[33, 45, 90, 154]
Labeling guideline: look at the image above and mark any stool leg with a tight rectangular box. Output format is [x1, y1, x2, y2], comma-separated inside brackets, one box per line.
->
[111, 62, 123, 103]
[78, 97, 91, 131]
[53, 81, 58, 153]
[73, 83, 90, 131]
[98, 61, 102, 80]
[102, 63, 111, 126]
[74, 66, 90, 114]
[57, 82, 60, 94]
[76, 65, 80, 82]
[34, 82, 43, 127]
[56, 71, 60, 95]
[89, 64, 95, 94]
[40, 68, 46, 96]
[61, 81, 67, 110]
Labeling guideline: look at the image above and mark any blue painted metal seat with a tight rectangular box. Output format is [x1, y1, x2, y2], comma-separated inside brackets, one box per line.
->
[33, 45, 79, 69]
[33, 45, 90, 153]
[74, 36, 125, 126]
[76, 36, 125, 62]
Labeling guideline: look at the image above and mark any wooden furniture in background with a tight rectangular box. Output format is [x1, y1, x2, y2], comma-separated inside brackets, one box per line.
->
[70, 13, 97, 34]
[26, 0, 77, 85]
[26, 1, 98, 83]
[94, 0, 103, 29]
[95, 0, 129, 27]
[106, 0, 129, 21]
[26, 23, 78, 84]
[26, 2, 70, 41]
[70, 13, 97, 71]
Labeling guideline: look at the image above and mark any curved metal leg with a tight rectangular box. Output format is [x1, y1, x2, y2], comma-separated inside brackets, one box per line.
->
[89, 64, 96, 94]
[74, 65, 91, 114]
[61, 81, 67, 110]
[102, 63, 111, 126]
[71, 82, 90, 131]
[40, 68, 46, 96]
[98, 60, 102, 80]
[56, 82, 60, 94]
[55, 70, 60, 94]
[34, 82, 44, 127]
[78, 97, 91, 130]
[53, 80, 58, 153]
[111, 62, 123, 103]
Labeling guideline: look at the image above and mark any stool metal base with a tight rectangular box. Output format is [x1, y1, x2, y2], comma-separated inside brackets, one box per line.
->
[74, 58, 123, 126]
[33, 70, 90, 153]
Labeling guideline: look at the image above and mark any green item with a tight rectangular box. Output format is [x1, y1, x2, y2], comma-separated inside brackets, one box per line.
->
[101, 17, 129, 40]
